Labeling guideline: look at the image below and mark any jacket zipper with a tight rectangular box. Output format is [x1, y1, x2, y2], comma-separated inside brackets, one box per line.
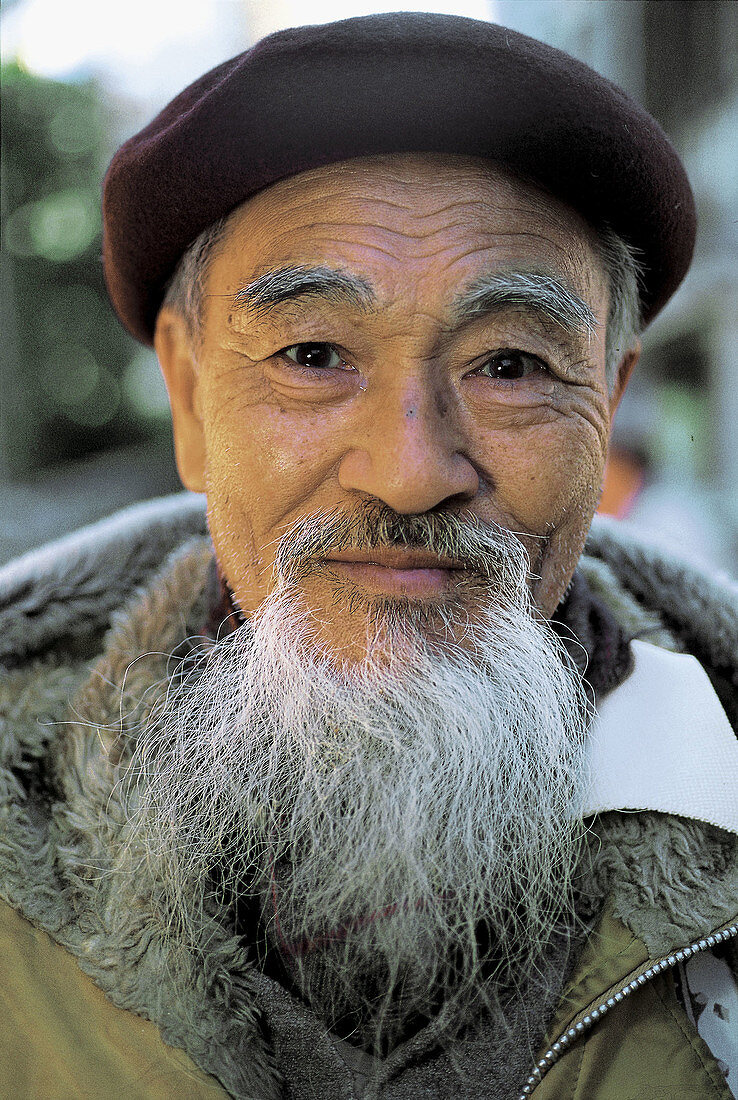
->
[517, 917, 738, 1099]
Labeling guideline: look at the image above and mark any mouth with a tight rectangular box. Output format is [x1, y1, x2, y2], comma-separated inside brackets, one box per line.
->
[320, 549, 467, 597]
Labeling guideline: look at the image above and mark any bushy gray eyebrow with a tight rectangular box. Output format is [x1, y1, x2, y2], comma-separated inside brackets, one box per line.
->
[232, 265, 375, 316]
[232, 263, 596, 339]
[451, 271, 597, 336]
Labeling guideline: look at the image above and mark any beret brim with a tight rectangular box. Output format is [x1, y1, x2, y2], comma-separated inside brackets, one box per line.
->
[102, 11, 696, 345]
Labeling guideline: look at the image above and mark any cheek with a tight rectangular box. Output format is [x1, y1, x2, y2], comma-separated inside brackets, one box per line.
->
[199, 395, 344, 600]
[483, 415, 608, 615]
[475, 409, 609, 617]
[206, 402, 340, 505]
[540, 428, 606, 515]
[480, 416, 607, 533]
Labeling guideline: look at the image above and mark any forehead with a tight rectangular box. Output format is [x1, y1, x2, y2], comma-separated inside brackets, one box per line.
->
[207, 154, 606, 307]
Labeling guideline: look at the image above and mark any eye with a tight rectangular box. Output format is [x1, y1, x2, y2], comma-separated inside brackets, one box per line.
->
[281, 343, 346, 370]
[473, 350, 548, 381]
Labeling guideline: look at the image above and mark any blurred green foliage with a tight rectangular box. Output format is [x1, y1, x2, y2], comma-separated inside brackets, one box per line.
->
[2, 62, 170, 473]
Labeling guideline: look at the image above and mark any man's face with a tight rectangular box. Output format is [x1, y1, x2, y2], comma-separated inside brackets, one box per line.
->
[147, 155, 622, 1035]
[157, 154, 626, 651]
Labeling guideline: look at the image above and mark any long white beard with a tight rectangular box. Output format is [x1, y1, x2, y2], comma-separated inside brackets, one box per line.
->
[125, 510, 590, 1052]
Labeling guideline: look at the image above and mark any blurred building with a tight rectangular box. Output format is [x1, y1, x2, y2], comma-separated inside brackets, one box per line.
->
[0, 0, 252, 563]
[497, 0, 738, 573]
[1, 0, 736, 572]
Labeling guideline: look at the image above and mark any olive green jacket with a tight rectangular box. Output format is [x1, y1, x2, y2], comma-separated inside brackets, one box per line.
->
[1, 495, 736, 1099]
[528, 907, 737, 1099]
[3, 897, 736, 1099]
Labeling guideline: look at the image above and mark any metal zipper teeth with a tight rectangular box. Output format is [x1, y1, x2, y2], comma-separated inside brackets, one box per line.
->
[517, 920, 738, 1099]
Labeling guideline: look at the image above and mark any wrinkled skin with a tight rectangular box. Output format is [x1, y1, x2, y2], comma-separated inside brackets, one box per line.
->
[155, 154, 637, 657]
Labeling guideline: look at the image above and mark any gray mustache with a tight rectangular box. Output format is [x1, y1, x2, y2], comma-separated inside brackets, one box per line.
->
[273, 502, 531, 584]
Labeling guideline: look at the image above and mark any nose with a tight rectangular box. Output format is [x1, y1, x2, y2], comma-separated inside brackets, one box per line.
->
[337, 375, 479, 513]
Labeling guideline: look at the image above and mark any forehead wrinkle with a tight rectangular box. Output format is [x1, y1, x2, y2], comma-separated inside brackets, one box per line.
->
[231, 264, 376, 318]
[451, 270, 598, 338]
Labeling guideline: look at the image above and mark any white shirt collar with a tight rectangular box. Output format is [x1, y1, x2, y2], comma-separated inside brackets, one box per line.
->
[584, 639, 738, 835]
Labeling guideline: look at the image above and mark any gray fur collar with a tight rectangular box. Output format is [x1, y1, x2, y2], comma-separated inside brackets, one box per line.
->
[0, 538, 283, 1099]
[0, 493, 207, 667]
[1, 497, 737, 1097]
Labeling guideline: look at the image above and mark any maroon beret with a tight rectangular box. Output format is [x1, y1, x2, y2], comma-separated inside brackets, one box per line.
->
[103, 11, 696, 346]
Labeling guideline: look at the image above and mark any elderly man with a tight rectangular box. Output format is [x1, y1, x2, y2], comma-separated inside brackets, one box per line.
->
[1, 13, 736, 1100]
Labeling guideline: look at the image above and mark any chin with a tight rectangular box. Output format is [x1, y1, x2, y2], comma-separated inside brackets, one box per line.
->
[290, 582, 488, 669]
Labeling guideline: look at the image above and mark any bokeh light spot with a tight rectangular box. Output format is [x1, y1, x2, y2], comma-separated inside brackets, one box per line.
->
[37, 344, 121, 427]
[4, 190, 99, 262]
[122, 350, 171, 420]
[64, 374, 121, 427]
[39, 344, 100, 405]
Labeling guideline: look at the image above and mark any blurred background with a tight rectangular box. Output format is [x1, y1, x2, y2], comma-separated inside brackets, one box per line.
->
[1, 0, 736, 573]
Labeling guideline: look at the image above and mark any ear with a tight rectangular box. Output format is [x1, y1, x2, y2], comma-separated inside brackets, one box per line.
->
[154, 306, 207, 493]
[608, 340, 641, 419]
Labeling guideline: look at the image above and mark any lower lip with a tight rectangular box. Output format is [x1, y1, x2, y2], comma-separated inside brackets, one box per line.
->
[323, 561, 457, 596]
